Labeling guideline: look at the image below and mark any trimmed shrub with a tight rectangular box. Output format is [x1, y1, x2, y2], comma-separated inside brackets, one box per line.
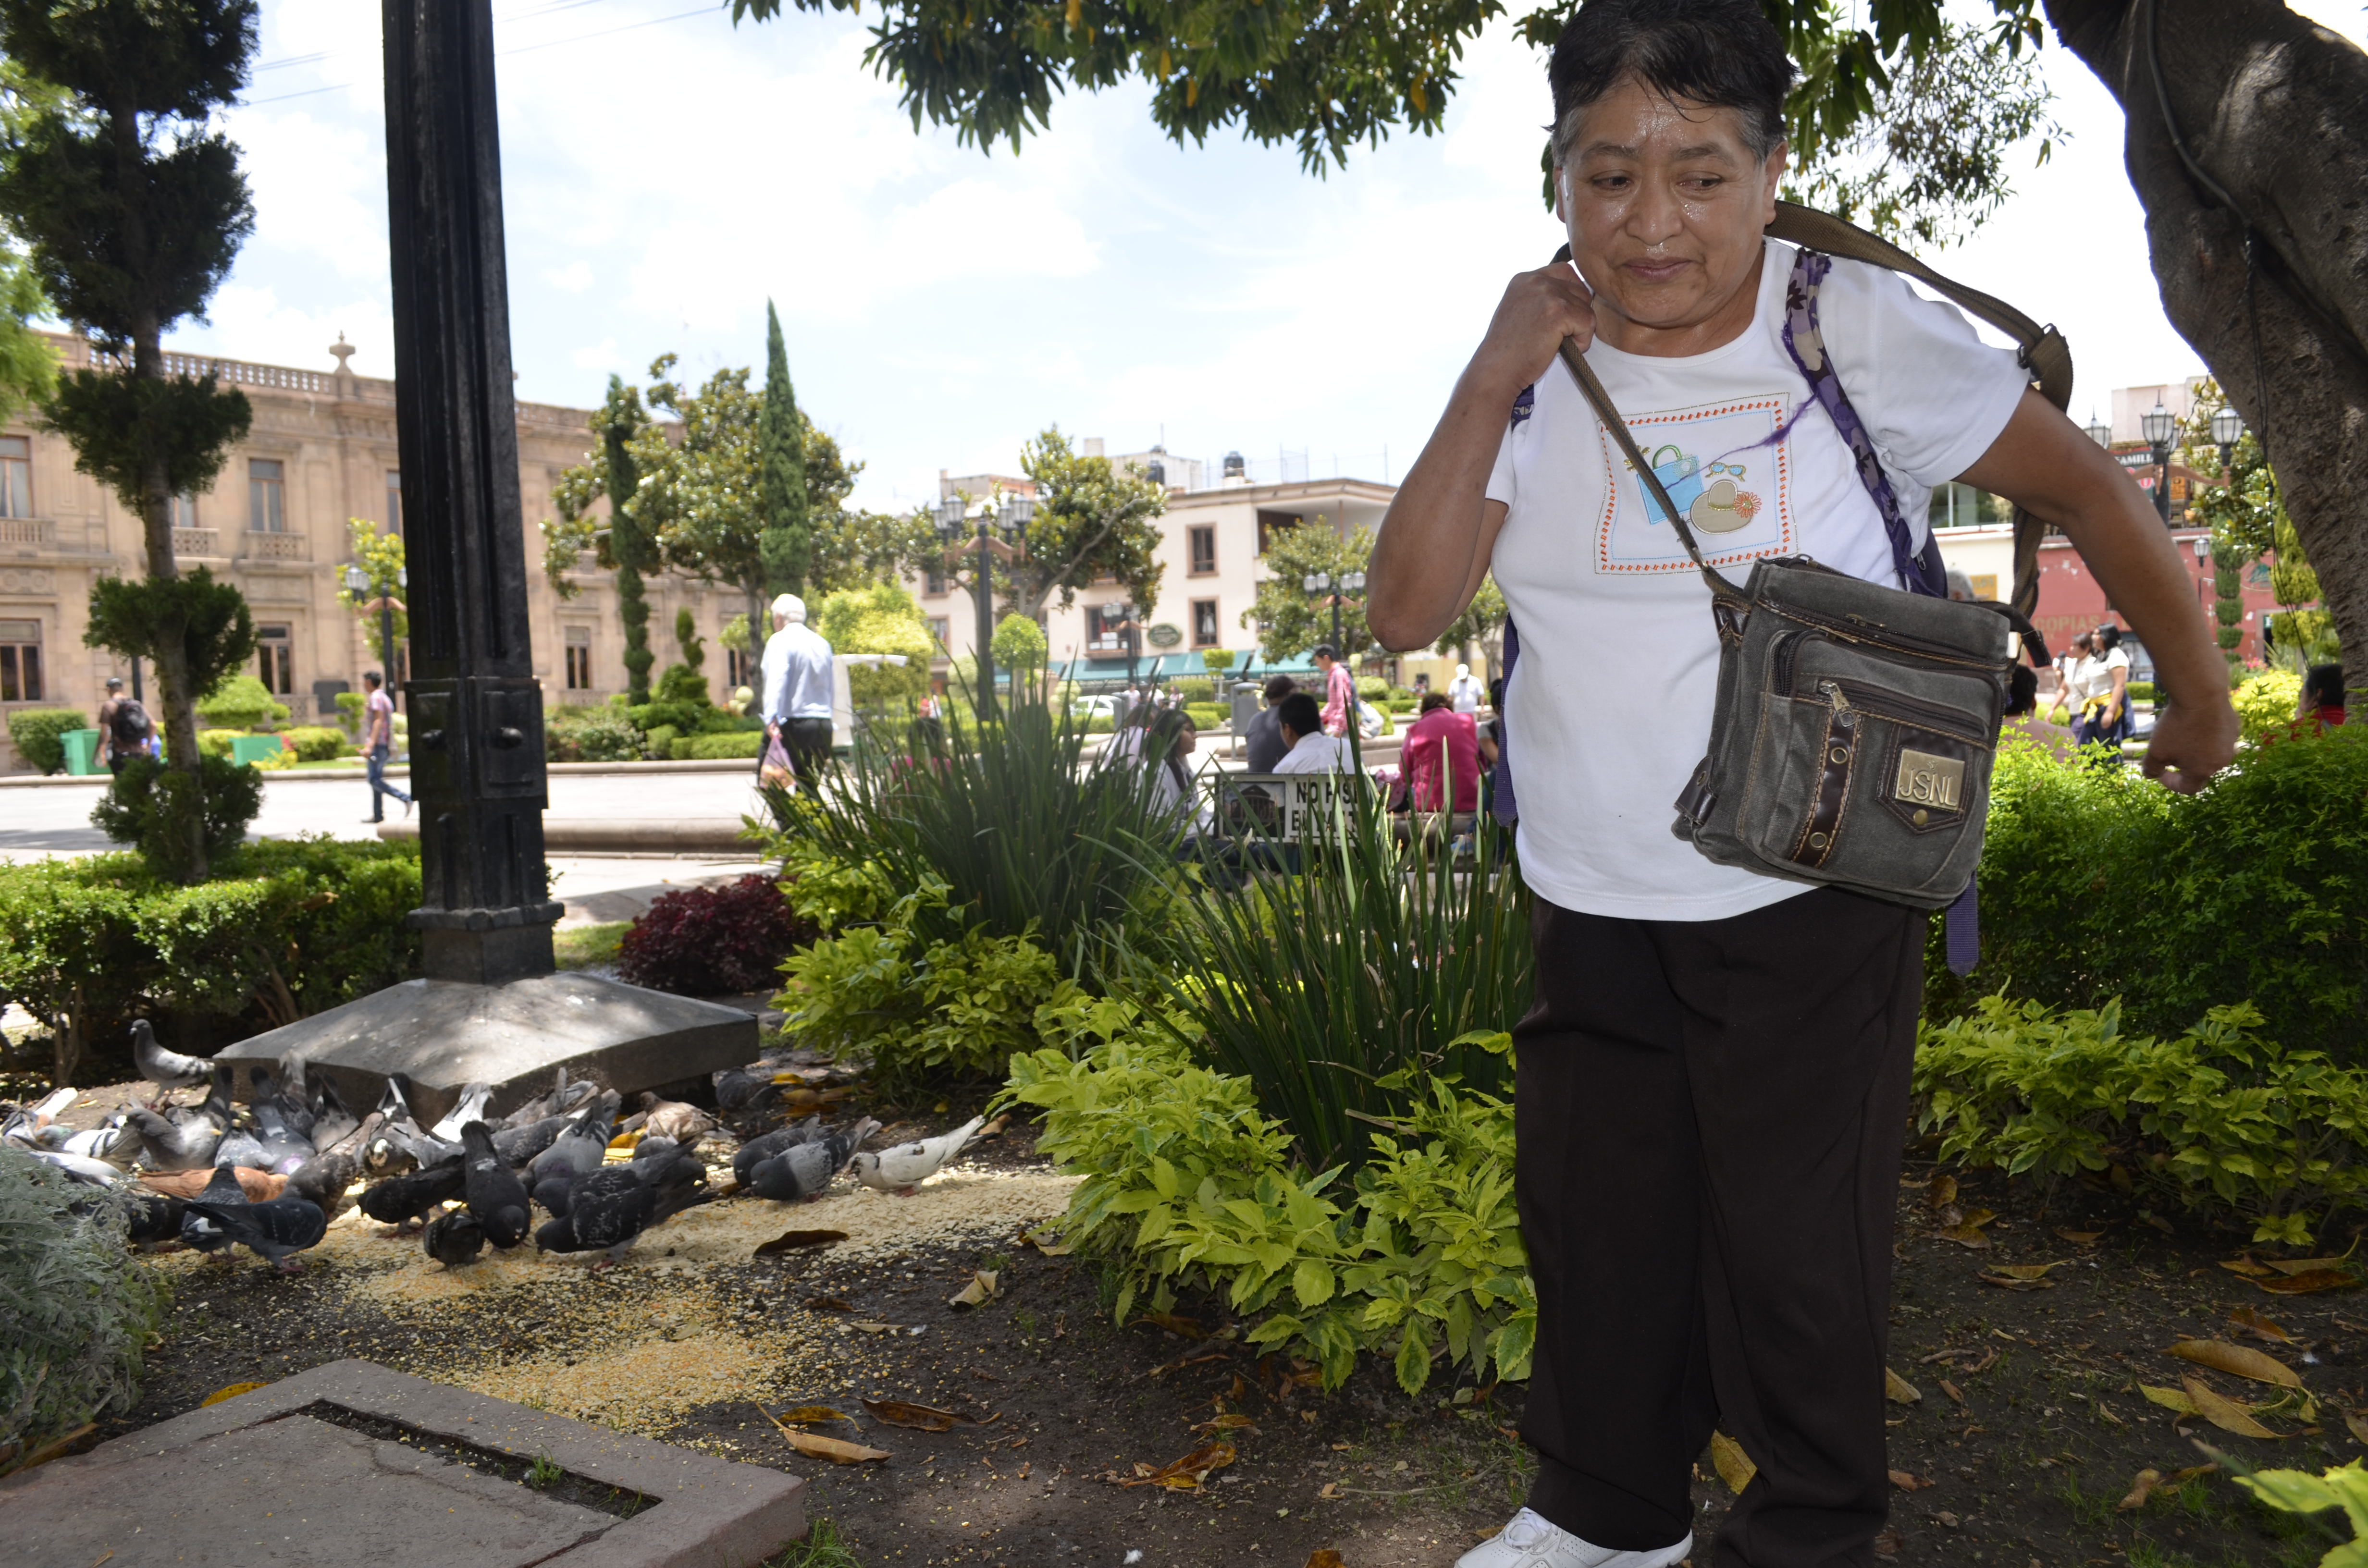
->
[90, 754, 265, 880]
[545, 705, 642, 764]
[626, 699, 708, 735]
[195, 673, 289, 730]
[2234, 669, 2305, 745]
[617, 873, 815, 997]
[684, 730, 763, 760]
[195, 728, 239, 760]
[641, 723, 680, 760]
[1355, 675, 1389, 699]
[279, 725, 347, 762]
[0, 1144, 171, 1466]
[333, 689, 366, 737]
[2125, 681, 2156, 704]
[1176, 678, 1215, 704]
[6, 708, 89, 774]
[1931, 727, 2368, 1057]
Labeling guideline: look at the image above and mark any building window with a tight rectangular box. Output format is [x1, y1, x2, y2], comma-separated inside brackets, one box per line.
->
[927, 616, 950, 651]
[924, 564, 947, 596]
[171, 492, 198, 529]
[0, 618, 40, 702]
[564, 626, 593, 691]
[256, 623, 294, 695]
[725, 640, 752, 690]
[1086, 603, 1132, 653]
[1191, 599, 1220, 648]
[1188, 525, 1217, 576]
[249, 458, 285, 532]
[1256, 509, 1300, 555]
[0, 436, 28, 519]
[386, 470, 403, 536]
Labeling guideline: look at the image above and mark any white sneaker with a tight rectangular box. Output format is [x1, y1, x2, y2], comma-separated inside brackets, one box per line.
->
[1456, 1508, 1693, 1568]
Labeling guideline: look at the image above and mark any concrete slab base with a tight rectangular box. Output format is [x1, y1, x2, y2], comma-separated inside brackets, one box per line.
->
[1, 1360, 804, 1568]
[215, 972, 759, 1126]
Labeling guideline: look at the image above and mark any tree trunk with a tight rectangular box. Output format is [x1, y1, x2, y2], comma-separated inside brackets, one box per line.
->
[132, 319, 208, 879]
[2046, 0, 2368, 694]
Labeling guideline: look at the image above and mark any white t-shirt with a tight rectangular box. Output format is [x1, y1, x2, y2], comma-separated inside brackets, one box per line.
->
[1273, 732, 1353, 775]
[1448, 674, 1484, 714]
[1485, 240, 2030, 921]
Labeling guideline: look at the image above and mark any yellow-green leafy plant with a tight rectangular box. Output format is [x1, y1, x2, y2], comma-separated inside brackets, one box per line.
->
[2233, 1459, 2368, 1567]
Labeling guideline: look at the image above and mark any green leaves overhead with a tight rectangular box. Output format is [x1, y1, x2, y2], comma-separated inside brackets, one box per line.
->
[1241, 517, 1371, 661]
[1007, 426, 1167, 621]
[84, 565, 254, 698]
[41, 367, 250, 517]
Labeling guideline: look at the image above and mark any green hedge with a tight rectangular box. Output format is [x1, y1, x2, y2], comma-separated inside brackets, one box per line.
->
[546, 705, 641, 764]
[1929, 727, 2368, 1057]
[1184, 703, 1224, 732]
[681, 730, 763, 760]
[6, 708, 88, 774]
[0, 837, 422, 1086]
[195, 674, 288, 730]
[279, 725, 348, 762]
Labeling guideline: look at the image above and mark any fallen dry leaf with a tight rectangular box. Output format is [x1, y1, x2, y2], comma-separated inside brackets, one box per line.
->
[2118, 1468, 2164, 1511]
[2347, 1411, 2368, 1446]
[1884, 1368, 1923, 1404]
[2141, 1213, 2175, 1235]
[1021, 1226, 1072, 1256]
[781, 1429, 892, 1465]
[2267, 1252, 2359, 1274]
[1304, 1553, 1344, 1568]
[1709, 1430, 1756, 1494]
[849, 1321, 902, 1334]
[2220, 1255, 2276, 1277]
[1318, 1482, 1341, 1500]
[775, 1406, 852, 1424]
[2055, 1227, 2106, 1245]
[1939, 1379, 1966, 1406]
[1872, 1530, 1903, 1560]
[1139, 1311, 1207, 1339]
[1980, 1262, 2064, 1290]
[863, 1399, 975, 1432]
[1192, 1413, 1258, 1434]
[803, 1295, 854, 1313]
[2256, 1269, 2359, 1296]
[200, 1382, 267, 1407]
[1926, 1174, 1958, 1209]
[754, 1228, 849, 1256]
[2140, 1384, 2198, 1415]
[2168, 1339, 2302, 1388]
[1888, 1470, 1924, 1491]
[949, 1269, 1001, 1308]
[1119, 1440, 1236, 1491]
[976, 1115, 1010, 1137]
[2229, 1307, 2298, 1345]
[1935, 1219, 1995, 1249]
[2183, 1376, 2283, 1438]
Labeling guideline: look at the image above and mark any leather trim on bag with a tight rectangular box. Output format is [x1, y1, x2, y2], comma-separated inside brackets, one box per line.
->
[1788, 702, 1857, 867]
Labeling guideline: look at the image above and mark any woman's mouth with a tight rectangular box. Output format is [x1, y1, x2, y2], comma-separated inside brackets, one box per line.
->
[1624, 255, 1690, 283]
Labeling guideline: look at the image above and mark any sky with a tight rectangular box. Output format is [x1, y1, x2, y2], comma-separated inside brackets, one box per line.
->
[161, 0, 2368, 516]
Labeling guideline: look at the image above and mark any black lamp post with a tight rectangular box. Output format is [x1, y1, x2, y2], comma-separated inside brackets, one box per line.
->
[936, 491, 1032, 720]
[2141, 401, 2178, 524]
[2211, 404, 2247, 482]
[2084, 413, 2112, 450]
[344, 562, 408, 712]
[1302, 569, 1367, 654]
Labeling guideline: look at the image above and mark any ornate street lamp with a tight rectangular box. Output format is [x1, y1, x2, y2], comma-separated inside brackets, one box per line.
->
[344, 562, 407, 711]
[2084, 413, 2112, 449]
[2210, 404, 2247, 482]
[1302, 569, 1365, 655]
[2141, 401, 2178, 525]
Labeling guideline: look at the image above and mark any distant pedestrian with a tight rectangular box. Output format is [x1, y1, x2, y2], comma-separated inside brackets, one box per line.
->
[2300, 663, 2349, 732]
[1244, 676, 1296, 772]
[2077, 624, 2133, 761]
[1271, 692, 1350, 775]
[760, 593, 834, 794]
[1402, 692, 1482, 811]
[1314, 644, 1355, 736]
[361, 671, 410, 823]
[1448, 662, 1485, 715]
[97, 676, 153, 774]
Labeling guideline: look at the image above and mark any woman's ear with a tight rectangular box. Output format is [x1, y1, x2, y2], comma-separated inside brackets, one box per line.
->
[1762, 139, 1789, 225]
[1552, 160, 1569, 223]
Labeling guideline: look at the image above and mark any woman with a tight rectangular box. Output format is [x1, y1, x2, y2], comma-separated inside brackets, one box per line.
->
[1109, 703, 1202, 835]
[2051, 630, 2093, 725]
[2300, 663, 2349, 733]
[1401, 691, 1483, 813]
[2079, 624, 2134, 761]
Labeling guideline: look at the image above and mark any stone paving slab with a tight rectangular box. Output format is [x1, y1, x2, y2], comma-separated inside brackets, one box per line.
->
[1, 1360, 804, 1568]
[214, 973, 759, 1125]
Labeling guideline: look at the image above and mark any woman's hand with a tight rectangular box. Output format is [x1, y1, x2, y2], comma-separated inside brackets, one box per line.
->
[1469, 261, 1600, 402]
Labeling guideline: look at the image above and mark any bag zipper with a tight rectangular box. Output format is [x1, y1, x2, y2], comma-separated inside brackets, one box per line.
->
[1769, 599, 2006, 673]
[1818, 675, 1986, 740]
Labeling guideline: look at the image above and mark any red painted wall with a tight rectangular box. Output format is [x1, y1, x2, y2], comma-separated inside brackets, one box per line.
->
[2032, 529, 2287, 669]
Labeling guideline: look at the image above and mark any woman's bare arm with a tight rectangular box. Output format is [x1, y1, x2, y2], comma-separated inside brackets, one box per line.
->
[1957, 390, 2237, 793]
[1369, 263, 1600, 651]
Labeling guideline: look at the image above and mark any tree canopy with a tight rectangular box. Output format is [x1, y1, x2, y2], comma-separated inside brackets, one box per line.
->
[1243, 518, 1375, 661]
[1004, 425, 1166, 621]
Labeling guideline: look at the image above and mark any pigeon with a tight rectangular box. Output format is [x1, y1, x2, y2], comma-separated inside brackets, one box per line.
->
[298, 1061, 358, 1150]
[501, 1067, 595, 1129]
[849, 1116, 984, 1195]
[629, 1135, 680, 1166]
[533, 1150, 710, 1264]
[358, 1156, 465, 1232]
[180, 1165, 251, 1257]
[126, 1191, 186, 1247]
[529, 1091, 619, 1183]
[428, 1083, 494, 1144]
[530, 1169, 577, 1217]
[422, 1209, 486, 1267]
[730, 1115, 827, 1187]
[363, 1074, 441, 1173]
[30, 1149, 126, 1188]
[711, 1063, 780, 1114]
[490, 1112, 575, 1170]
[460, 1122, 532, 1249]
[286, 1110, 384, 1216]
[52, 1116, 138, 1165]
[250, 1097, 315, 1176]
[251, 1062, 315, 1143]
[182, 1192, 327, 1272]
[125, 1108, 221, 1171]
[212, 1125, 270, 1171]
[3, 1087, 78, 1147]
[635, 1091, 715, 1146]
[747, 1118, 878, 1202]
[131, 1018, 210, 1089]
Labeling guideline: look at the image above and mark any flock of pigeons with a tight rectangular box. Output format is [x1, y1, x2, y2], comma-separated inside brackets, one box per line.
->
[0, 1018, 990, 1273]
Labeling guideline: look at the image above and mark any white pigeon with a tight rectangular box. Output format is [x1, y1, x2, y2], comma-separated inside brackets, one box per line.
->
[850, 1115, 984, 1195]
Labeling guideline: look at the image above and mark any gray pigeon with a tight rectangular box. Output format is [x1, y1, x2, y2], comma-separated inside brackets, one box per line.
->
[364, 1075, 430, 1175]
[183, 1193, 327, 1272]
[423, 1209, 485, 1267]
[212, 1126, 270, 1171]
[748, 1117, 878, 1202]
[529, 1091, 619, 1183]
[302, 1063, 358, 1150]
[530, 1169, 577, 1217]
[180, 1165, 250, 1256]
[130, 1018, 210, 1089]
[126, 1108, 219, 1171]
[849, 1115, 982, 1195]
[533, 1149, 710, 1263]
[500, 1067, 595, 1129]
[358, 1156, 464, 1232]
[491, 1112, 574, 1170]
[286, 1110, 383, 1217]
[428, 1083, 494, 1143]
[249, 1097, 315, 1176]
[711, 1062, 780, 1114]
[460, 1122, 531, 1249]
[730, 1115, 826, 1187]
[251, 1062, 315, 1143]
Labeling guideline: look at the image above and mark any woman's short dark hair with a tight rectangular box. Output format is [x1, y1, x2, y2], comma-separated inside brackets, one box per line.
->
[2303, 663, 2347, 711]
[2094, 625, 2123, 653]
[2003, 663, 2038, 718]
[1549, 0, 1794, 165]
[1276, 692, 1323, 737]
[1263, 675, 1296, 703]
[1420, 691, 1453, 713]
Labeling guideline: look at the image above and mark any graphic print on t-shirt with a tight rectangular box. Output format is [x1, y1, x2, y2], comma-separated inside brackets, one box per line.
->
[1597, 393, 1793, 575]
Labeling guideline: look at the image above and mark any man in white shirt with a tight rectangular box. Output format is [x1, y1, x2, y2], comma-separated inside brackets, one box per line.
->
[1447, 662, 1485, 714]
[1268, 692, 1350, 774]
[760, 593, 834, 793]
[1366, 5, 2236, 1566]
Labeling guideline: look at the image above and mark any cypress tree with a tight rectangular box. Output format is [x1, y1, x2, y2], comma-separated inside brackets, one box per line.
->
[757, 299, 808, 604]
[0, 0, 260, 880]
[597, 374, 654, 704]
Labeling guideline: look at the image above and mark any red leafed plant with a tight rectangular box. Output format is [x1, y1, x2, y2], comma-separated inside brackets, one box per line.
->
[616, 874, 816, 996]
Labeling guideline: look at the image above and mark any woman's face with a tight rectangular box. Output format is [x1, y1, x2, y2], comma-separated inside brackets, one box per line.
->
[1555, 77, 1786, 341]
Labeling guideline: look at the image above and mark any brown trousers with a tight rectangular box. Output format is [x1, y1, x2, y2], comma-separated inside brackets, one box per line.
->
[1514, 886, 1924, 1568]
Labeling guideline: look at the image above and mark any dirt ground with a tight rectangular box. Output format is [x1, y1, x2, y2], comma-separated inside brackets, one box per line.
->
[75, 1105, 2361, 1568]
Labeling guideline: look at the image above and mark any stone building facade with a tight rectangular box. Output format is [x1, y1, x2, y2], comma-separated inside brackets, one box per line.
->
[0, 335, 741, 772]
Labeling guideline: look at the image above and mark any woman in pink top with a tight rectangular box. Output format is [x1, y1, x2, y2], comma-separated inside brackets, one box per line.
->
[1401, 692, 1481, 812]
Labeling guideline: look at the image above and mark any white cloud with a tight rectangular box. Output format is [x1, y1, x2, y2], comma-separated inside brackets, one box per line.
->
[571, 335, 620, 371]
[173, 283, 393, 379]
[546, 260, 594, 294]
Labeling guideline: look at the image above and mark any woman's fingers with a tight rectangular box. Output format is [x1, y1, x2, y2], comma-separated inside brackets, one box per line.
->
[1473, 262, 1598, 389]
